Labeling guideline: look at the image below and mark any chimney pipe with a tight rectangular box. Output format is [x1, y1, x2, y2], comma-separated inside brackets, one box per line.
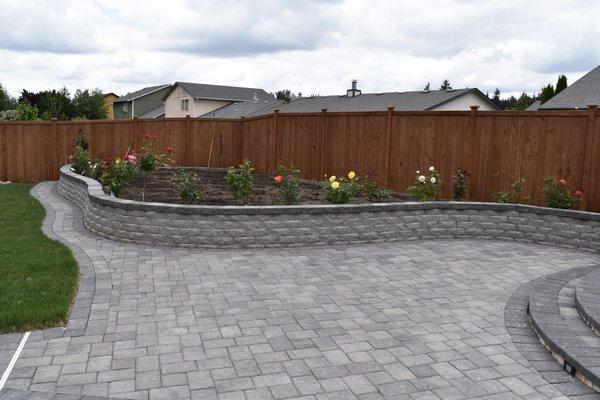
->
[347, 80, 361, 98]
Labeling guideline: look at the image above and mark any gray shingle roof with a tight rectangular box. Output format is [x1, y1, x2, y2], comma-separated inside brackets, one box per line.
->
[540, 65, 600, 109]
[115, 84, 170, 102]
[526, 100, 541, 111]
[201, 98, 286, 119]
[139, 104, 165, 118]
[164, 82, 272, 102]
[274, 88, 496, 112]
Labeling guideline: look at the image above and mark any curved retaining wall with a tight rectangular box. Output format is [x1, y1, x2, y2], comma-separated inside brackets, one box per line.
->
[57, 165, 600, 250]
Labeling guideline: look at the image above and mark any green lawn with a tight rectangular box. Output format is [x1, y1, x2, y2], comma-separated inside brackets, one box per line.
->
[0, 184, 78, 333]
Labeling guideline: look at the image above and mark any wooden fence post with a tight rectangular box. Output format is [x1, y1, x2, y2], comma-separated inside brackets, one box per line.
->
[272, 110, 279, 172]
[582, 104, 598, 210]
[132, 116, 138, 146]
[384, 107, 395, 186]
[239, 116, 245, 164]
[465, 105, 479, 199]
[185, 115, 192, 166]
[51, 118, 59, 178]
[319, 109, 328, 179]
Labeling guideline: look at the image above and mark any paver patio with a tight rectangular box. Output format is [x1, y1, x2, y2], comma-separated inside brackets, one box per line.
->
[1, 182, 600, 399]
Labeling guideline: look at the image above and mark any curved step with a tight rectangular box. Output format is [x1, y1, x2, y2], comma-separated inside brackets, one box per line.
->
[576, 268, 600, 336]
[528, 266, 600, 392]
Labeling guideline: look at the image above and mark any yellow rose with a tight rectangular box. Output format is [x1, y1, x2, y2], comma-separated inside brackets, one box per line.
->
[329, 175, 336, 183]
[331, 181, 340, 189]
[348, 171, 356, 180]
[115, 159, 123, 165]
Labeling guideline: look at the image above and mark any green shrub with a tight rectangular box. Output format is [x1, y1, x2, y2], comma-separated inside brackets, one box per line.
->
[225, 160, 254, 204]
[323, 175, 350, 204]
[362, 177, 392, 203]
[70, 145, 90, 175]
[103, 158, 137, 197]
[451, 168, 470, 201]
[172, 170, 202, 204]
[407, 166, 441, 201]
[494, 178, 529, 204]
[274, 164, 301, 205]
[542, 177, 582, 209]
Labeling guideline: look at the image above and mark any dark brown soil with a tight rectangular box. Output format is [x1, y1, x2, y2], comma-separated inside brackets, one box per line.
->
[120, 168, 411, 205]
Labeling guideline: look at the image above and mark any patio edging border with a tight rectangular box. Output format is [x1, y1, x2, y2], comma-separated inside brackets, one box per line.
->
[58, 165, 600, 249]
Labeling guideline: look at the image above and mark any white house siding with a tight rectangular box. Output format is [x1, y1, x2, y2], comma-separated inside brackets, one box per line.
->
[430, 92, 496, 111]
[164, 85, 231, 117]
[192, 99, 232, 117]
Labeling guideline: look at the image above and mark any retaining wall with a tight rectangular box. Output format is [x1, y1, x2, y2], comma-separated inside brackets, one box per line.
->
[58, 165, 600, 250]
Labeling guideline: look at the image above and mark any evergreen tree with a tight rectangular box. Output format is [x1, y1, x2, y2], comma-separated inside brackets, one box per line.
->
[72, 88, 107, 119]
[37, 87, 73, 120]
[555, 75, 567, 95]
[513, 92, 534, 110]
[274, 89, 297, 103]
[491, 88, 501, 108]
[0, 84, 16, 111]
[539, 84, 555, 104]
[440, 79, 452, 90]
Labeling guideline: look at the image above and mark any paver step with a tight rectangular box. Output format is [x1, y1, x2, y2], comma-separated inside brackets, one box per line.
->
[528, 266, 600, 392]
[576, 268, 600, 337]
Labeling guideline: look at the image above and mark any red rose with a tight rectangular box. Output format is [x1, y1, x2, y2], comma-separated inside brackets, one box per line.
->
[558, 179, 567, 187]
[575, 190, 583, 198]
[144, 134, 151, 140]
[166, 146, 174, 153]
[274, 175, 283, 184]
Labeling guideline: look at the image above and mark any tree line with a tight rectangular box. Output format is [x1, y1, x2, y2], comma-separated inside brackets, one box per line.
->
[487, 74, 567, 110]
[0, 84, 107, 120]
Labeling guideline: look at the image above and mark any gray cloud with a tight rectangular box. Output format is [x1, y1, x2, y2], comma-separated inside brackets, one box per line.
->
[0, 0, 598, 98]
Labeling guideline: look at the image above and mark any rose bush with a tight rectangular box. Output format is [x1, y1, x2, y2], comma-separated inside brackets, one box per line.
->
[323, 173, 354, 204]
[451, 168, 470, 201]
[407, 166, 441, 201]
[542, 177, 582, 209]
[274, 164, 301, 205]
[494, 178, 529, 204]
[172, 169, 202, 204]
[225, 160, 254, 204]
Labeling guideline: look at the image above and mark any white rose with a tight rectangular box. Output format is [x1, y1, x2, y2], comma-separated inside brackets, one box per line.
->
[418, 175, 426, 183]
[416, 170, 420, 174]
[429, 166, 435, 172]
[430, 177, 436, 184]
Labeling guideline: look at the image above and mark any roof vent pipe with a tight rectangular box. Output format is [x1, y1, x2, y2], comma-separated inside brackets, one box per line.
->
[347, 80, 361, 98]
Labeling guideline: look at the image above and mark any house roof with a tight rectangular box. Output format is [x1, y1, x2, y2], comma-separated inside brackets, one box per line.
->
[162, 82, 272, 102]
[275, 88, 497, 113]
[526, 100, 541, 111]
[102, 92, 119, 99]
[201, 98, 286, 119]
[540, 65, 600, 109]
[139, 104, 165, 119]
[115, 84, 170, 102]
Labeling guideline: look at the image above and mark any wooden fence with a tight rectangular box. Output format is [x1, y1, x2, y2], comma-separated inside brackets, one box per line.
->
[1, 105, 600, 211]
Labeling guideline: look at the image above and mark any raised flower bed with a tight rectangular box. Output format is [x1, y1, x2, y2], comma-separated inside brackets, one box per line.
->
[57, 164, 600, 250]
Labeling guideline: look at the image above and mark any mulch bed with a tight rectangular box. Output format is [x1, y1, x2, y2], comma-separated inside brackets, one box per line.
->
[120, 168, 411, 205]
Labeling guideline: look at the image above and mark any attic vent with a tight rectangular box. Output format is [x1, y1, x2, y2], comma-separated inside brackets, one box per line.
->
[346, 80, 361, 98]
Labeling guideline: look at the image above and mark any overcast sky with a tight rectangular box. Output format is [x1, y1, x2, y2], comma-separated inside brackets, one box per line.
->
[1, 0, 599, 99]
